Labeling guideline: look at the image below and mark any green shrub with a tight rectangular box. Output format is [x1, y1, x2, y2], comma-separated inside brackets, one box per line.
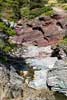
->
[41, 6, 52, 13]
[62, 38, 67, 45]
[3, 46, 12, 53]
[0, 22, 16, 36]
[45, 10, 54, 16]
[29, 8, 42, 19]
[0, 56, 8, 64]
[20, 7, 30, 18]
[6, 28, 16, 36]
[60, 37, 67, 46]
[0, 22, 6, 30]
[29, 6, 53, 19]
[63, 6, 67, 10]
[0, 39, 5, 49]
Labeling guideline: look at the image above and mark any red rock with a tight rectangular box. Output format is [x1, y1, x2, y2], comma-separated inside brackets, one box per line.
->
[10, 15, 67, 47]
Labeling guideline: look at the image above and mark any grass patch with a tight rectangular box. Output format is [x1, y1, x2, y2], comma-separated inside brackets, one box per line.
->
[60, 37, 67, 46]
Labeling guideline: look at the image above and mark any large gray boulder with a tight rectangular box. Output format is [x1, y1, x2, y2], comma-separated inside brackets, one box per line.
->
[47, 59, 67, 96]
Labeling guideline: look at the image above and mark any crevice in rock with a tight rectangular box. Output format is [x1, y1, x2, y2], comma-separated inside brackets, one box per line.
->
[56, 22, 63, 29]
[32, 26, 44, 35]
[51, 46, 62, 59]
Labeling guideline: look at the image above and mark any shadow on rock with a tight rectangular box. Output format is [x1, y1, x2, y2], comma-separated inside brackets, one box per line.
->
[54, 92, 67, 100]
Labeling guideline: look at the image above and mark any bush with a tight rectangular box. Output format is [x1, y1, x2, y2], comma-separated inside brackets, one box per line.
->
[6, 28, 16, 36]
[45, 10, 54, 16]
[29, 8, 42, 19]
[60, 37, 67, 46]
[62, 38, 67, 45]
[0, 22, 16, 36]
[0, 22, 6, 30]
[0, 39, 5, 49]
[3, 46, 12, 53]
[20, 7, 30, 18]
[41, 6, 52, 13]
[63, 5, 67, 10]
[29, 6, 53, 19]
[0, 0, 49, 21]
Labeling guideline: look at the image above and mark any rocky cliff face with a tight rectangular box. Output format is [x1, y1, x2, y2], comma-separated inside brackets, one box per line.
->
[0, 10, 67, 100]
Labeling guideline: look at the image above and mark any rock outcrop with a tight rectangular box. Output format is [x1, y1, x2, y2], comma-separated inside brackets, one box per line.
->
[0, 8, 67, 99]
[0, 63, 23, 100]
[47, 59, 67, 96]
[10, 13, 67, 46]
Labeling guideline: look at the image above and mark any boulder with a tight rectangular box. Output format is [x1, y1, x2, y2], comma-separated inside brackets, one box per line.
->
[47, 59, 67, 96]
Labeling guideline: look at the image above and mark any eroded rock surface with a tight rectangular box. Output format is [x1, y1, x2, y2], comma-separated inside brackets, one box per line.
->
[10, 13, 67, 46]
[47, 59, 67, 96]
[0, 63, 23, 100]
[0, 9, 67, 100]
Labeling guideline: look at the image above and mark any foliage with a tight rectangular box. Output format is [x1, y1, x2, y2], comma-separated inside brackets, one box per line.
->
[0, 22, 16, 53]
[60, 36, 67, 46]
[62, 4, 67, 10]
[45, 10, 54, 16]
[0, 22, 6, 30]
[29, 6, 53, 19]
[0, 0, 67, 20]
[0, 22, 16, 36]
[0, 56, 8, 64]
[20, 7, 30, 18]
[64, 6, 67, 10]
[0, 39, 5, 49]
[3, 46, 12, 53]
[57, 0, 67, 3]
[0, 0, 48, 20]
[6, 28, 16, 36]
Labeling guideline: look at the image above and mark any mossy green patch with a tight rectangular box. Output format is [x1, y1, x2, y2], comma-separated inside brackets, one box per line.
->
[60, 37, 67, 46]
[0, 22, 16, 36]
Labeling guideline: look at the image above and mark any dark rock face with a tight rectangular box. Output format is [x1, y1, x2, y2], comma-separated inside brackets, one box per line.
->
[10, 14, 67, 47]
